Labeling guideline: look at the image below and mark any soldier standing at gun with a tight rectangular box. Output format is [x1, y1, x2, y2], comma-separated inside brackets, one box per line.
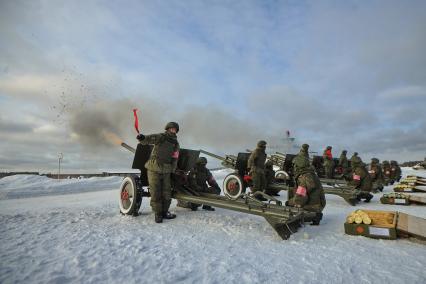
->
[323, 146, 334, 178]
[137, 122, 180, 223]
[288, 144, 326, 225]
[382, 160, 391, 185]
[338, 150, 351, 181]
[247, 140, 267, 201]
[390, 160, 402, 183]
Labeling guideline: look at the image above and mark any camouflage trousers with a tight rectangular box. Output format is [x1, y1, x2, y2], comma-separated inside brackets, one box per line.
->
[147, 170, 172, 214]
[324, 164, 334, 179]
[252, 172, 266, 193]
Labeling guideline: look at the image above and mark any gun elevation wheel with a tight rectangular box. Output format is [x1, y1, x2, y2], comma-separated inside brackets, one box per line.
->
[223, 173, 245, 200]
[119, 176, 142, 216]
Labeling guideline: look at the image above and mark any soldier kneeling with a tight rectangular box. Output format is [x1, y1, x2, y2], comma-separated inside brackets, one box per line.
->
[350, 156, 374, 202]
[287, 144, 326, 225]
[177, 157, 221, 211]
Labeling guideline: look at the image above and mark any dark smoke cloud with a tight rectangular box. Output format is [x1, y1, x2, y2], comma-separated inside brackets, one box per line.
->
[66, 97, 266, 154]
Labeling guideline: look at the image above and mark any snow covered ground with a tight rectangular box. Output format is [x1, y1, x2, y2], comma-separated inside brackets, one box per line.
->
[1, 168, 425, 284]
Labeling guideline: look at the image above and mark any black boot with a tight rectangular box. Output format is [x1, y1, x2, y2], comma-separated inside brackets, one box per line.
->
[155, 213, 163, 223]
[202, 205, 215, 211]
[364, 194, 373, 203]
[311, 213, 323, 225]
[163, 212, 177, 219]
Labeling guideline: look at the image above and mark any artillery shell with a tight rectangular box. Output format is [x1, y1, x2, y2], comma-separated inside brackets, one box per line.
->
[362, 216, 372, 225]
[355, 215, 363, 224]
[347, 216, 354, 223]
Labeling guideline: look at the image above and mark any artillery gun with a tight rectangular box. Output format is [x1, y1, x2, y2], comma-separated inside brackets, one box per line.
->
[243, 150, 361, 206]
[118, 142, 319, 240]
[200, 149, 291, 200]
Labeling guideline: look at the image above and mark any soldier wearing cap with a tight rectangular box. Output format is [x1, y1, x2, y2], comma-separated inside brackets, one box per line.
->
[248, 140, 267, 200]
[323, 146, 334, 178]
[288, 143, 326, 225]
[137, 122, 180, 223]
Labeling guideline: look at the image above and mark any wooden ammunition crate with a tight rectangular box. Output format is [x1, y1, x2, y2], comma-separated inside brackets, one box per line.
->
[396, 212, 426, 240]
[344, 210, 398, 240]
[380, 196, 410, 205]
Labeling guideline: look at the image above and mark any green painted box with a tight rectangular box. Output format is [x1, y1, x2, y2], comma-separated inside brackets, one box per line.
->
[344, 210, 398, 240]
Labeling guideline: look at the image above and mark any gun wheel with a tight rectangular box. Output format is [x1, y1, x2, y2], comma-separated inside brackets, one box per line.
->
[275, 170, 289, 181]
[119, 176, 142, 215]
[223, 173, 245, 200]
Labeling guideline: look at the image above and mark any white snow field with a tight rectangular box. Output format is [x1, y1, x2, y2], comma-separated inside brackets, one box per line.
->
[1, 168, 425, 284]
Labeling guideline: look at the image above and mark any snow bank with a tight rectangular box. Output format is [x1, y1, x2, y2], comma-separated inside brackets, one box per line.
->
[0, 175, 123, 200]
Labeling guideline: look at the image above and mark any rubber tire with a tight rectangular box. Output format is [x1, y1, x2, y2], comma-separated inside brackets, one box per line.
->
[119, 176, 142, 215]
[223, 173, 245, 200]
[275, 170, 289, 181]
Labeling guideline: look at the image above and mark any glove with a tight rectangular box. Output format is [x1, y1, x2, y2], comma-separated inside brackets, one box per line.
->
[136, 134, 145, 141]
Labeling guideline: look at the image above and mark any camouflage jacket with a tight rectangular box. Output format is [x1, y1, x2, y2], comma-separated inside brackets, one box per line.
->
[248, 148, 267, 173]
[390, 165, 401, 179]
[338, 154, 349, 169]
[188, 166, 218, 192]
[139, 132, 180, 174]
[350, 166, 373, 192]
[289, 172, 326, 212]
[368, 163, 384, 182]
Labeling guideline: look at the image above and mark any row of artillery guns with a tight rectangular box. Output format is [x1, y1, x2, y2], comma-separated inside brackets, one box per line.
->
[200, 149, 370, 206]
[118, 142, 321, 240]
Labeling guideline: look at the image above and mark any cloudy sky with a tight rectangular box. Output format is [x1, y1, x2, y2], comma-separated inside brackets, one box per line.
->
[1, 0, 425, 172]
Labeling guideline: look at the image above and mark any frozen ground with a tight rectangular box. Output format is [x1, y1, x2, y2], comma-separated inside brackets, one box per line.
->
[0, 168, 425, 284]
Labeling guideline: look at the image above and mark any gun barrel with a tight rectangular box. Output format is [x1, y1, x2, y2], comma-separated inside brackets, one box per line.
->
[199, 149, 226, 161]
[121, 142, 136, 153]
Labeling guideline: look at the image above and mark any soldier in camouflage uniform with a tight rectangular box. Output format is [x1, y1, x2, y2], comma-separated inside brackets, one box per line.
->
[264, 160, 280, 196]
[368, 158, 384, 192]
[137, 122, 180, 223]
[247, 140, 267, 201]
[390, 160, 402, 183]
[382, 160, 391, 185]
[288, 144, 326, 225]
[338, 150, 351, 181]
[323, 146, 334, 179]
[350, 155, 373, 202]
[186, 157, 221, 211]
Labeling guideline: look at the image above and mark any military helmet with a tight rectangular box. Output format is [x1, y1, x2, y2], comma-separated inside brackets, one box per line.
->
[257, 140, 267, 148]
[326, 146, 332, 150]
[165, 121, 179, 133]
[301, 144, 309, 151]
[371, 158, 379, 163]
[342, 150, 347, 154]
[354, 152, 358, 156]
[351, 156, 362, 167]
[197, 157, 207, 165]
